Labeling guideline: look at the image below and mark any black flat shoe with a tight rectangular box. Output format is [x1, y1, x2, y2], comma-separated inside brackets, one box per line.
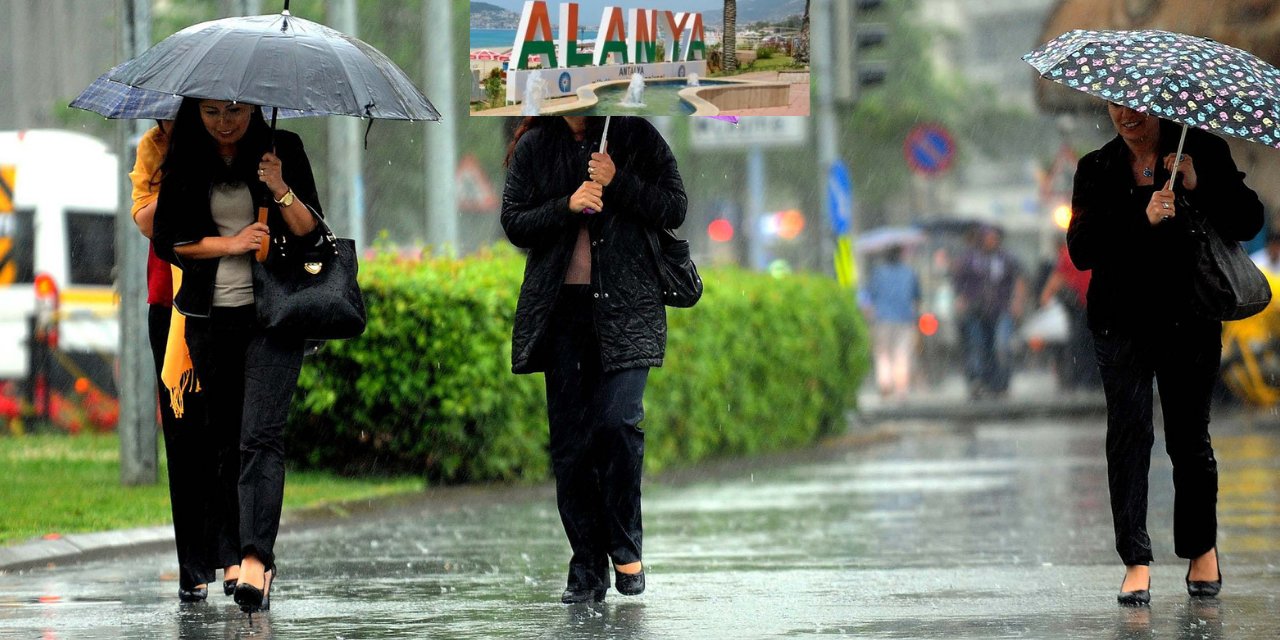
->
[1187, 550, 1222, 597]
[177, 585, 208, 603]
[560, 586, 607, 604]
[1118, 577, 1151, 606]
[615, 569, 645, 596]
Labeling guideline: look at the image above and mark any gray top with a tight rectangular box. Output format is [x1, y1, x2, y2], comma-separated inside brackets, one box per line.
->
[210, 181, 255, 308]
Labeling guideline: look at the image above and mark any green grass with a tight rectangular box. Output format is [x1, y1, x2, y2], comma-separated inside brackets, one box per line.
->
[0, 434, 423, 545]
[711, 55, 805, 77]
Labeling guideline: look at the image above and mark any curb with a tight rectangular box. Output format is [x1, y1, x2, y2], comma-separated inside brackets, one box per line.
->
[856, 395, 1109, 423]
[0, 426, 903, 574]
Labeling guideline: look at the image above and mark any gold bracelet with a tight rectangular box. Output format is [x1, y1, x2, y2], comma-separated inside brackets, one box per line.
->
[273, 189, 295, 207]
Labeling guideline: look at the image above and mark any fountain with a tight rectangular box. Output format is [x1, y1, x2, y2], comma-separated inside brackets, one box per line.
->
[618, 73, 647, 108]
[687, 73, 701, 87]
[521, 72, 547, 115]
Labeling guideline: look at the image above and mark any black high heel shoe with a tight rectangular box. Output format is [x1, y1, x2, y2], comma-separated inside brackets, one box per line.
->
[560, 585, 607, 604]
[1186, 549, 1222, 597]
[177, 585, 208, 603]
[223, 578, 238, 597]
[614, 567, 645, 596]
[233, 565, 276, 614]
[1117, 576, 1151, 606]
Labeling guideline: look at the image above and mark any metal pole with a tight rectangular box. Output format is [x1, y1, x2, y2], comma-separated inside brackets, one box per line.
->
[814, 0, 840, 276]
[424, 0, 459, 252]
[328, 0, 365, 249]
[746, 146, 767, 270]
[117, 0, 157, 486]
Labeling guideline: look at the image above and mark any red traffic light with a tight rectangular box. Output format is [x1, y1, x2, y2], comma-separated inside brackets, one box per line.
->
[708, 218, 734, 243]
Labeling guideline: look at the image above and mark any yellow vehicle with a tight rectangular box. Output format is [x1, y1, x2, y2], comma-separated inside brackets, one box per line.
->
[1221, 272, 1280, 407]
[0, 130, 120, 429]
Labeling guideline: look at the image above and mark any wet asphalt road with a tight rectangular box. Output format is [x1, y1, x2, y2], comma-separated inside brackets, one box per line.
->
[1, 413, 1279, 639]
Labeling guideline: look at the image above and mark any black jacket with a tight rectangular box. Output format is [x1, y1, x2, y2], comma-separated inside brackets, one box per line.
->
[153, 130, 323, 318]
[1069, 121, 1263, 333]
[502, 117, 687, 374]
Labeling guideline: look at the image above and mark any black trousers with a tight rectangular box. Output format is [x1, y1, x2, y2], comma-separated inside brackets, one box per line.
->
[185, 305, 303, 569]
[542, 286, 648, 591]
[1093, 322, 1221, 566]
[148, 304, 217, 589]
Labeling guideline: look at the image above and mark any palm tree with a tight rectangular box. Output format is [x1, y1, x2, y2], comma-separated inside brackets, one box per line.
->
[796, 0, 810, 64]
[723, 0, 737, 73]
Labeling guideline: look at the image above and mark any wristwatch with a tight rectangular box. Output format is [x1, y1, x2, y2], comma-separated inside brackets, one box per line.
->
[273, 189, 295, 207]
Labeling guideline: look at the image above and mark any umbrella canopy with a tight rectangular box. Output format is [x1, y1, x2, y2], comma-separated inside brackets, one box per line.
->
[1024, 29, 1280, 148]
[108, 11, 439, 121]
[70, 63, 315, 120]
[856, 226, 925, 254]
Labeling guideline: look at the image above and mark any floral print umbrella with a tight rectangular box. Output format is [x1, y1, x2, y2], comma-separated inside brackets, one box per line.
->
[1024, 29, 1280, 149]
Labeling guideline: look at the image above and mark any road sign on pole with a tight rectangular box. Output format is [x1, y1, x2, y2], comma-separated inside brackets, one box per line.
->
[904, 123, 956, 176]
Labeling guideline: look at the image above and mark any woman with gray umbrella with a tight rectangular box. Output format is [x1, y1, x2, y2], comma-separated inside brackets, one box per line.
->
[502, 116, 687, 603]
[1069, 103, 1262, 605]
[153, 97, 323, 614]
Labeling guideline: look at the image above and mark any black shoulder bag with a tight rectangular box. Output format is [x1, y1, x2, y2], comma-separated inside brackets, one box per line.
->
[645, 228, 703, 308]
[1183, 199, 1271, 321]
[252, 205, 367, 340]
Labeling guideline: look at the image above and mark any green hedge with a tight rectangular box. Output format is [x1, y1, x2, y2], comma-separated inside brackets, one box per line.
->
[286, 245, 870, 482]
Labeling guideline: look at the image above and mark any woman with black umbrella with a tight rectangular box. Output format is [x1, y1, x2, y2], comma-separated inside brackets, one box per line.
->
[1069, 103, 1263, 605]
[153, 97, 323, 614]
[502, 116, 687, 603]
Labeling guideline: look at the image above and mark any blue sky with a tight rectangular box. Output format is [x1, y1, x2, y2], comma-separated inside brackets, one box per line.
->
[478, 1, 722, 21]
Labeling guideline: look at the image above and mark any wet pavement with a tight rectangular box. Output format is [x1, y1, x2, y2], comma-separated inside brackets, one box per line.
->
[2, 412, 1279, 639]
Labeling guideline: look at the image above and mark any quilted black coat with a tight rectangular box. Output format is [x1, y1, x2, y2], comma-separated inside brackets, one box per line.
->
[502, 117, 687, 374]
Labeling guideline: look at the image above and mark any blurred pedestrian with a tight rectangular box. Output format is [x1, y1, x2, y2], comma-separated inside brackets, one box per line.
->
[129, 119, 230, 603]
[862, 246, 920, 399]
[951, 225, 1026, 398]
[1070, 103, 1263, 604]
[1038, 238, 1097, 390]
[1248, 230, 1280, 274]
[153, 97, 324, 615]
[502, 116, 687, 603]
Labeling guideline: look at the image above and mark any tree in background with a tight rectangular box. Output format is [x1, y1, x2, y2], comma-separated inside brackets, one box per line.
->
[796, 0, 810, 64]
[722, 0, 737, 73]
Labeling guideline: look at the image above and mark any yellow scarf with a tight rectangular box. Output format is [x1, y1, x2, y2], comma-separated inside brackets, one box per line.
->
[159, 266, 200, 418]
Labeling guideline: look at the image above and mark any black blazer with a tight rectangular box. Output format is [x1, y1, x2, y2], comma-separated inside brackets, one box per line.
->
[501, 117, 687, 373]
[153, 130, 323, 318]
[1068, 120, 1263, 333]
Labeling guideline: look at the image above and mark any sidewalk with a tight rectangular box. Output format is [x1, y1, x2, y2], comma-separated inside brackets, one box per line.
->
[856, 369, 1108, 423]
[717, 70, 811, 116]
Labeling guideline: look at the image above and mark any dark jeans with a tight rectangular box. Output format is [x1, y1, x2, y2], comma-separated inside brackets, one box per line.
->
[1093, 322, 1221, 566]
[542, 286, 648, 592]
[185, 305, 303, 569]
[961, 313, 1012, 394]
[148, 304, 217, 590]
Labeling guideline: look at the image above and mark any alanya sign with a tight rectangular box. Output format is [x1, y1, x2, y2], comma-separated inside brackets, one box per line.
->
[505, 1, 709, 104]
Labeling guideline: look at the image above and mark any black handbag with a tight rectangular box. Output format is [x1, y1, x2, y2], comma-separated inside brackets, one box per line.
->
[252, 206, 367, 340]
[1184, 200, 1271, 321]
[645, 228, 703, 308]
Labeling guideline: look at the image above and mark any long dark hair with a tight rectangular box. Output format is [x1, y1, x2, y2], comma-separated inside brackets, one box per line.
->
[161, 97, 273, 190]
[504, 116, 607, 167]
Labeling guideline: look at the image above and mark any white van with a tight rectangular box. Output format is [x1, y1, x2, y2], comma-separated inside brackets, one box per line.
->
[0, 130, 119, 392]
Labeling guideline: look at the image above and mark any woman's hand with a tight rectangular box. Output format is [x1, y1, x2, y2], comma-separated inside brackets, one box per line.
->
[588, 152, 616, 187]
[1163, 152, 1197, 191]
[1146, 179, 1176, 226]
[228, 221, 271, 255]
[258, 152, 288, 199]
[569, 181, 605, 214]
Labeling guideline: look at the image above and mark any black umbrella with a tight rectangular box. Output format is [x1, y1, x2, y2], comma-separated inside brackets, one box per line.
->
[106, 9, 439, 123]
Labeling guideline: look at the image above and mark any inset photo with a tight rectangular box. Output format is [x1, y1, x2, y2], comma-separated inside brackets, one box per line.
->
[469, 1, 811, 116]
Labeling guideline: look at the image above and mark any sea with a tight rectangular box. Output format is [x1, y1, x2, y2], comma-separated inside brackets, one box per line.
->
[470, 28, 599, 49]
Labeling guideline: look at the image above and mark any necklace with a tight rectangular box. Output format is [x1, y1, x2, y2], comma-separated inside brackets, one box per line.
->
[1142, 167, 1153, 178]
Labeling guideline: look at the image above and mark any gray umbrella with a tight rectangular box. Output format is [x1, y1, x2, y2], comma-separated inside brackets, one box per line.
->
[107, 10, 439, 122]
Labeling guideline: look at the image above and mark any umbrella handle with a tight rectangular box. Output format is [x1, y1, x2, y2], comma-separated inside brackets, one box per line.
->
[256, 206, 270, 263]
[1170, 123, 1188, 187]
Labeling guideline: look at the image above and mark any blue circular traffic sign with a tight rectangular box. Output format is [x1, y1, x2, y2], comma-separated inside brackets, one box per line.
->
[904, 124, 956, 176]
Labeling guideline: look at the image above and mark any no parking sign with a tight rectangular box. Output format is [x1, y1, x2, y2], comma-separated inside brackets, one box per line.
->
[904, 124, 955, 176]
